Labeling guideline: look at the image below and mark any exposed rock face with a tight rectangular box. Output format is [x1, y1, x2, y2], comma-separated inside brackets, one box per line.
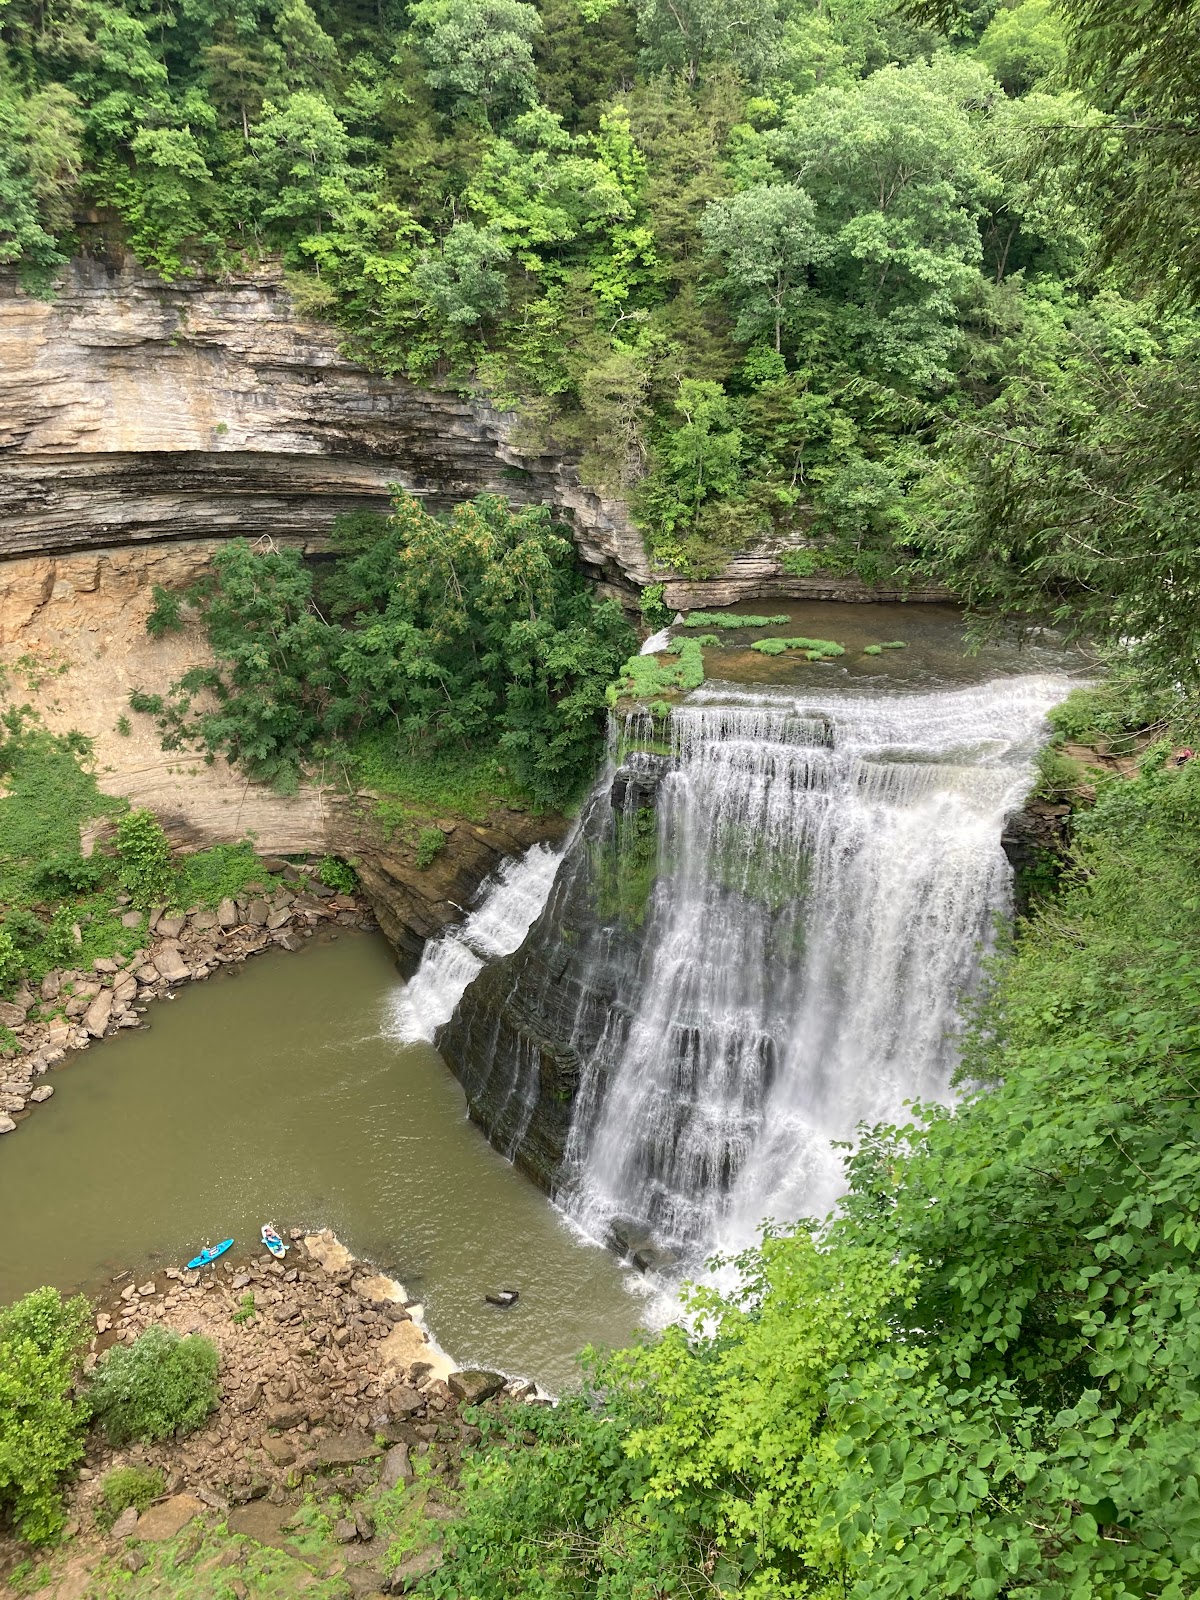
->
[1001, 798, 1073, 916]
[342, 803, 570, 962]
[0, 258, 947, 607]
[435, 768, 654, 1192]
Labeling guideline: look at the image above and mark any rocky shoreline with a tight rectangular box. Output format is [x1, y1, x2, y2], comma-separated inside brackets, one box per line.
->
[0, 860, 378, 1136]
[4, 1228, 542, 1596]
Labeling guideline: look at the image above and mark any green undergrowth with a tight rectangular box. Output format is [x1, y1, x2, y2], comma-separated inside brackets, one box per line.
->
[0, 712, 283, 999]
[607, 639, 706, 705]
[36, 1515, 352, 1599]
[350, 729, 540, 834]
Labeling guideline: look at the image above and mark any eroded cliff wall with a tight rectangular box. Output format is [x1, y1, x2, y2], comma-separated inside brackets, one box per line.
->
[0, 258, 946, 607]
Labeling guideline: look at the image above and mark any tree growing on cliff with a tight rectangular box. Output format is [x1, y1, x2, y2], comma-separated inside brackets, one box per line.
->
[133, 493, 634, 805]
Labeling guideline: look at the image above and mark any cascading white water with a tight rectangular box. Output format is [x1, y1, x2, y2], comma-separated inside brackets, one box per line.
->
[558, 673, 1072, 1262]
[389, 843, 563, 1043]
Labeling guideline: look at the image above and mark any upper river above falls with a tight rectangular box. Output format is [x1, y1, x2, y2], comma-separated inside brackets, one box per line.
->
[1, 601, 1088, 1391]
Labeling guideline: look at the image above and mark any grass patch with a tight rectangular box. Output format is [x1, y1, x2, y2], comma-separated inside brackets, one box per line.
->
[608, 640, 705, 704]
[349, 729, 534, 828]
[750, 637, 845, 660]
[0, 714, 290, 997]
[680, 611, 790, 629]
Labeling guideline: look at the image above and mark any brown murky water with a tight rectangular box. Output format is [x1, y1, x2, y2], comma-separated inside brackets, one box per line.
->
[0, 932, 646, 1392]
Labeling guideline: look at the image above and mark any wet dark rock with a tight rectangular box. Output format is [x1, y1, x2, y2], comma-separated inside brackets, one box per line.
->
[447, 1370, 507, 1406]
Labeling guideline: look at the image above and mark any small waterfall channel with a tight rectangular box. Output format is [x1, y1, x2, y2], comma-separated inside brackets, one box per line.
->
[422, 672, 1071, 1271]
[391, 842, 563, 1042]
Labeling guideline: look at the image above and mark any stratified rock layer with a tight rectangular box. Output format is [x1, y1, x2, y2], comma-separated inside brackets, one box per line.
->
[0, 258, 947, 607]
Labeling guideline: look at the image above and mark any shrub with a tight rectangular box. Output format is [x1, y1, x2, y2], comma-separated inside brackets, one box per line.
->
[115, 809, 174, 908]
[317, 855, 358, 893]
[97, 1465, 164, 1530]
[415, 827, 447, 869]
[0, 929, 21, 991]
[0, 1288, 92, 1543]
[639, 583, 670, 629]
[145, 586, 185, 638]
[88, 1326, 219, 1447]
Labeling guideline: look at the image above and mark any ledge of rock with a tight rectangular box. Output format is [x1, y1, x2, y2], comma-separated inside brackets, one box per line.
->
[0, 258, 949, 607]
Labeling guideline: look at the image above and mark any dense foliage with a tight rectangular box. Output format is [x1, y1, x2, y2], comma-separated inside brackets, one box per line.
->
[0, 1288, 91, 1543]
[136, 491, 633, 803]
[416, 696, 1200, 1597]
[0, 0, 1131, 581]
[88, 1326, 220, 1447]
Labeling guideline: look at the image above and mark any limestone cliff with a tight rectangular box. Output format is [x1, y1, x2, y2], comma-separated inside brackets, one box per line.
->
[0, 258, 946, 608]
[0, 540, 564, 958]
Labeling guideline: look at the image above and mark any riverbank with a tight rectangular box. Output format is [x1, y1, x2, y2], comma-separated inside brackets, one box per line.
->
[0, 864, 377, 1136]
[2, 1229, 543, 1598]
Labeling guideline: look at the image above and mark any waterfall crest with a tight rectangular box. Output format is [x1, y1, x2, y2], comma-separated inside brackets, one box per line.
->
[430, 672, 1071, 1268]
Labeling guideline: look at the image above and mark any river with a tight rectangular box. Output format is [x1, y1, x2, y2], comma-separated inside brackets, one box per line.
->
[0, 931, 644, 1393]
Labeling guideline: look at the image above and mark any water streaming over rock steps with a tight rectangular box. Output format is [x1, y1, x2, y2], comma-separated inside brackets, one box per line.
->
[427, 674, 1071, 1271]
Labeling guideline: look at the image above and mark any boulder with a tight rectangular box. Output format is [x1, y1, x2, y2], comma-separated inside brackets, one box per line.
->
[156, 915, 187, 940]
[121, 910, 144, 928]
[334, 1517, 358, 1544]
[83, 988, 114, 1038]
[387, 1544, 443, 1592]
[265, 1400, 307, 1430]
[0, 1001, 26, 1028]
[314, 1428, 381, 1467]
[152, 946, 190, 984]
[261, 1434, 296, 1467]
[133, 1493, 205, 1541]
[110, 1505, 140, 1539]
[247, 898, 270, 926]
[384, 1384, 424, 1418]
[217, 898, 239, 929]
[40, 972, 61, 1001]
[0, 1118, 17, 1135]
[379, 1443, 413, 1491]
[448, 1370, 507, 1407]
[29, 1085, 53, 1102]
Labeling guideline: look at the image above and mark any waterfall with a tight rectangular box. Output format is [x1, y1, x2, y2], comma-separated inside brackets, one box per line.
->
[553, 673, 1070, 1263]
[389, 842, 563, 1043]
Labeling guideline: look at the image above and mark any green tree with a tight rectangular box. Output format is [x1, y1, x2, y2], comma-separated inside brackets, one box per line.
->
[0, 1288, 91, 1543]
[409, 0, 542, 121]
[769, 55, 1000, 386]
[252, 90, 351, 239]
[635, 0, 783, 85]
[412, 220, 511, 328]
[702, 182, 822, 352]
[976, 0, 1067, 95]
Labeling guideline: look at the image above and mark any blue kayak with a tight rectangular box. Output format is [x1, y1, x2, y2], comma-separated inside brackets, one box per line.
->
[186, 1238, 233, 1270]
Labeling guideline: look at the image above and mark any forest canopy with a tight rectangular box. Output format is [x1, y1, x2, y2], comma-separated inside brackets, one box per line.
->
[7, 0, 1192, 614]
